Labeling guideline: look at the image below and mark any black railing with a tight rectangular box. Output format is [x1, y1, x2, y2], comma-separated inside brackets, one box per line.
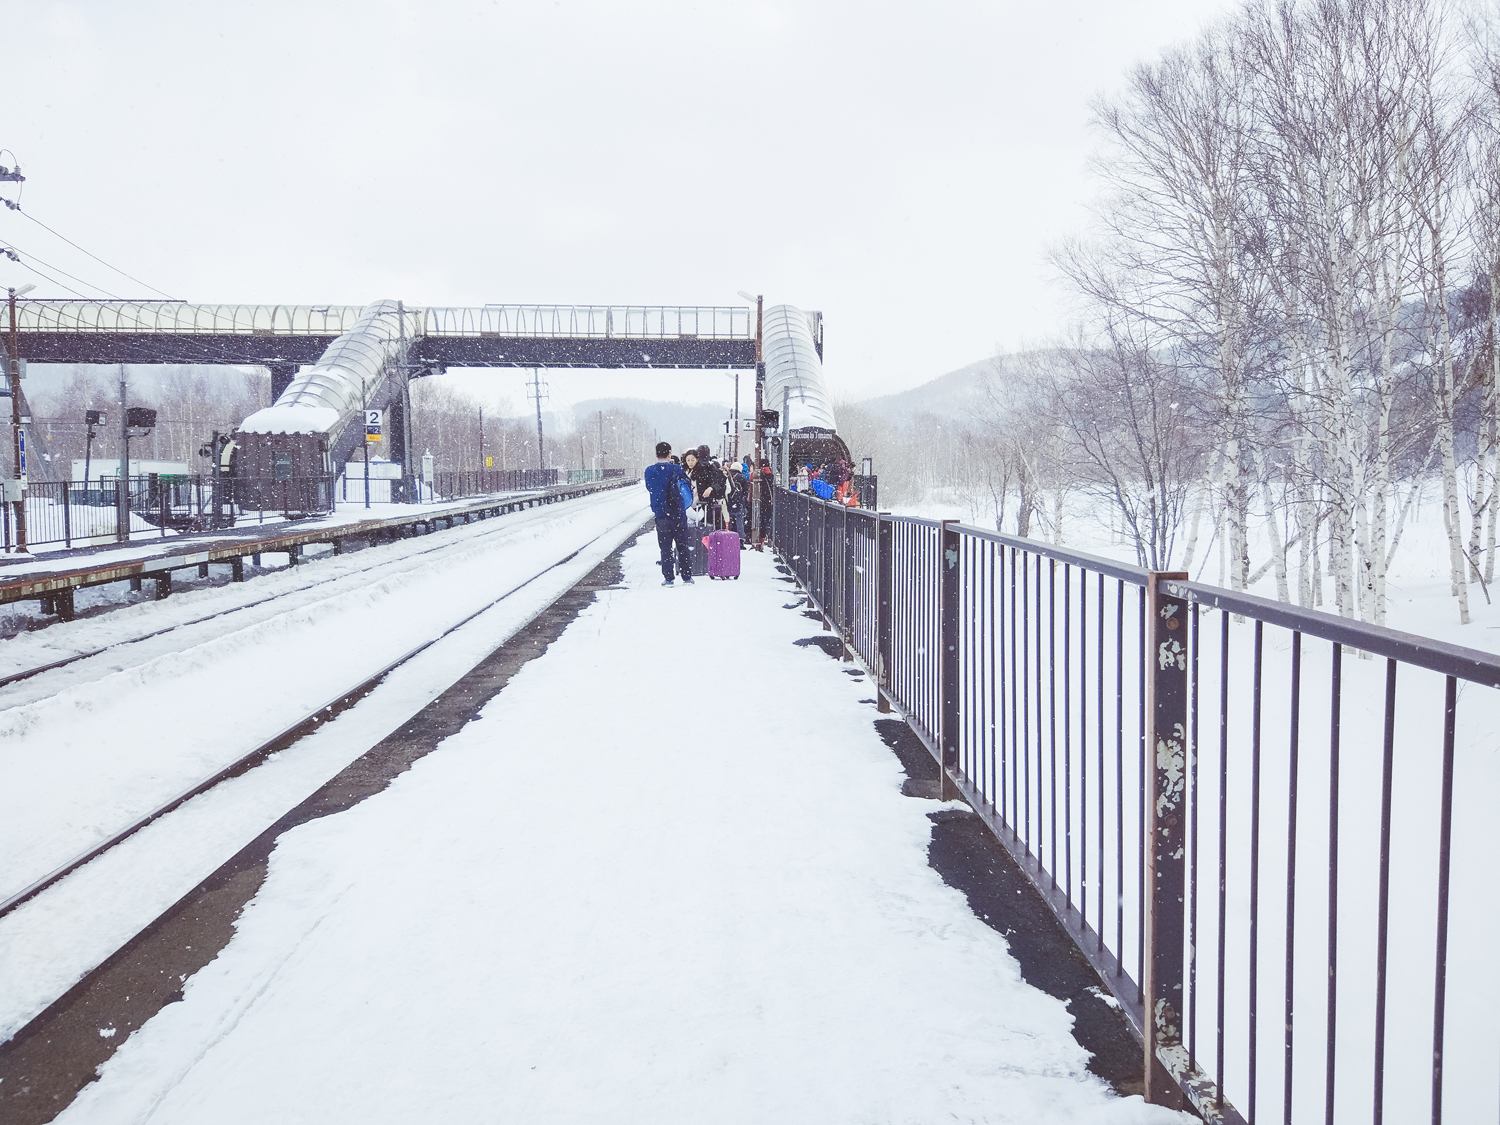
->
[228, 476, 336, 518]
[3, 475, 338, 551]
[431, 469, 560, 499]
[771, 486, 1499, 1124]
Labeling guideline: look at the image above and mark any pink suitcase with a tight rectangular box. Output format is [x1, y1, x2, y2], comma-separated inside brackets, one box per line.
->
[704, 530, 741, 579]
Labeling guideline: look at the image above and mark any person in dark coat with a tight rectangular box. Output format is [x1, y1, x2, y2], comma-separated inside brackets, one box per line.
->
[683, 449, 726, 528]
[724, 461, 748, 540]
[643, 441, 695, 586]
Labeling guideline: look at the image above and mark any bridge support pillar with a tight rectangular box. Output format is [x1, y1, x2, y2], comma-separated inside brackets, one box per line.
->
[388, 379, 415, 502]
[1143, 571, 1191, 1110]
[268, 364, 297, 402]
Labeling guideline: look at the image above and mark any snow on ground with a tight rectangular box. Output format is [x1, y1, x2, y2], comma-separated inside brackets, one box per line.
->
[54, 538, 1188, 1125]
[0, 487, 648, 902]
[0, 495, 614, 686]
[0, 490, 652, 1041]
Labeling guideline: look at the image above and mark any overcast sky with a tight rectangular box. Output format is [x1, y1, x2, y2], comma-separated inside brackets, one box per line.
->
[2, 0, 1235, 419]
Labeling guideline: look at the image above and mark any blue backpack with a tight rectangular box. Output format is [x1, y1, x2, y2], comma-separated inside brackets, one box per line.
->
[674, 474, 695, 517]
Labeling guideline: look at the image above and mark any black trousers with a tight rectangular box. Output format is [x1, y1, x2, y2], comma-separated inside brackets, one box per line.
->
[655, 516, 695, 581]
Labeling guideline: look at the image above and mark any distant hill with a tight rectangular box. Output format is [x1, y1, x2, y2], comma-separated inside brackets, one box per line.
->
[571, 397, 732, 448]
[854, 357, 998, 422]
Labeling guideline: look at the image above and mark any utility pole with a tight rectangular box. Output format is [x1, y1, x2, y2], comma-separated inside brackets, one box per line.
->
[748, 294, 764, 548]
[478, 405, 484, 473]
[396, 300, 414, 503]
[362, 382, 371, 510]
[527, 368, 548, 473]
[6, 285, 30, 551]
[117, 370, 129, 542]
[597, 409, 603, 474]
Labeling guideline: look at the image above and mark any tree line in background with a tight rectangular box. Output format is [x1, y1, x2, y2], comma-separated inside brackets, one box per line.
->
[24, 365, 669, 483]
[855, 0, 1500, 628]
[26, 365, 269, 479]
[408, 380, 664, 476]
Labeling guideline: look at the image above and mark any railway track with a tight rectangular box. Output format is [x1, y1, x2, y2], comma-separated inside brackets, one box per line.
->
[0, 503, 649, 1124]
[0, 514, 629, 919]
[0, 490, 650, 1067]
[0, 490, 620, 700]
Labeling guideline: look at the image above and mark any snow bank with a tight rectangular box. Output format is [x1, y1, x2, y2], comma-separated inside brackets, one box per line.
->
[55, 538, 1186, 1125]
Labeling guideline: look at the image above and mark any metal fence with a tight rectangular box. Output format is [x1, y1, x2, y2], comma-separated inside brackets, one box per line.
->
[431, 469, 561, 499]
[2, 469, 619, 550]
[3, 475, 338, 551]
[771, 487, 1500, 1125]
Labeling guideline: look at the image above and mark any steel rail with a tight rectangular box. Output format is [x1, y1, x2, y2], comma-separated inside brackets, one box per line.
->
[952, 522, 1153, 586]
[0, 487, 615, 691]
[0, 515, 640, 921]
[2, 478, 625, 603]
[1164, 578, 1500, 689]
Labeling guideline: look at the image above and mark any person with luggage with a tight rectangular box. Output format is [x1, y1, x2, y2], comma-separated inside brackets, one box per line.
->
[682, 449, 727, 530]
[724, 462, 748, 540]
[644, 441, 696, 586]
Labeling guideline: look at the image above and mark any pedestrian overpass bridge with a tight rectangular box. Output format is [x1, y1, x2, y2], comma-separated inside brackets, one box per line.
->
[8, 300, 778, 392]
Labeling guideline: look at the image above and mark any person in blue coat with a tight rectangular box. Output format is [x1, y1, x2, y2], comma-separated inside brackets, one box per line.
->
[643, 441, 696, 586]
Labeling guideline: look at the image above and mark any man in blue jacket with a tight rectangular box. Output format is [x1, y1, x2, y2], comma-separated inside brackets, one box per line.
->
[643, 441, 696, 586]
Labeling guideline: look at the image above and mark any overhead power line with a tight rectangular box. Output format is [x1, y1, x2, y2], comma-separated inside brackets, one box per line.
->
[13, 208, 178, 300]
[1, 241, 122, 299]
[3, 255, 91, 300]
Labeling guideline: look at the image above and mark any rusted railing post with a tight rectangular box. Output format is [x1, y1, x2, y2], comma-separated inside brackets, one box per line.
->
[1144, 571, 1191, 1107]
[876, 513, 893, 713]
[841, 505, 854, 660]
[938, 520, 961, 801]
[819, 499, 832, 628]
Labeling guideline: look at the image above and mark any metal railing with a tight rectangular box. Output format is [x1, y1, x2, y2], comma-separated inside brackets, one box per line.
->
[228, 476, 336, 518]
[771, 486, 1499, 1125]
[421, 305, 752, 340]
[13, 301, 754, 342]
[3, 475, 338, 551]
[430, 469, 560, 500]
[14, 301, 365, 335]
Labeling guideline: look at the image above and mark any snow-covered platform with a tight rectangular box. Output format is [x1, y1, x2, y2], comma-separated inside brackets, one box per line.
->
[53, 535, 1184, 1125]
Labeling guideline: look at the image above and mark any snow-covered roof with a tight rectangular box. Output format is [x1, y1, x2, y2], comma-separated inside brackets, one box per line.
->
[238, 405, 340, 435]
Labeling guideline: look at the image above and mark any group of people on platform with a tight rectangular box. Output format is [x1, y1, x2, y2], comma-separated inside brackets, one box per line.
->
[789, 456, 861, 507]
[643, 442, 770, 586]
[644, 441, 863, 584]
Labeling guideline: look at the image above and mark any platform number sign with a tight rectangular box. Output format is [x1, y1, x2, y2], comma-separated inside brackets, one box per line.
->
[365, 409, 383, 443]
[17, 428, 25, 483]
